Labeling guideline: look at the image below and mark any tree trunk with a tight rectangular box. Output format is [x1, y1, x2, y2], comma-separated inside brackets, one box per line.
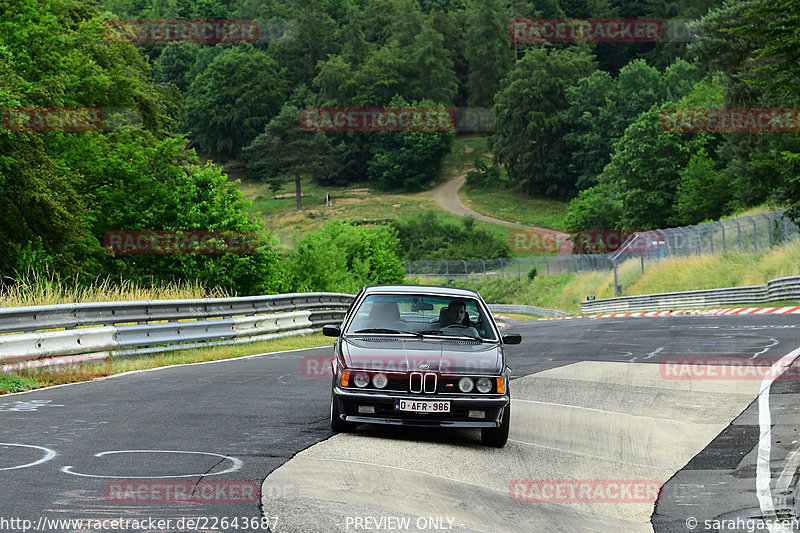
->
[295, 176, 302, 210]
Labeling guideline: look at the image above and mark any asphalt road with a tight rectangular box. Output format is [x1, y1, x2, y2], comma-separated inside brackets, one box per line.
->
[1, 315, 798, 532]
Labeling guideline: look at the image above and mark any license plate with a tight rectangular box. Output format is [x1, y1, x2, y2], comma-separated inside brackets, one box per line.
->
[394, 399, 450, 413]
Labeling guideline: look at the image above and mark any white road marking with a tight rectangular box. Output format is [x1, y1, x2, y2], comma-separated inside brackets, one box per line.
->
[755, 346, 800, 533]
[0, 443, 57, 471]
[60, 450, 243, 479]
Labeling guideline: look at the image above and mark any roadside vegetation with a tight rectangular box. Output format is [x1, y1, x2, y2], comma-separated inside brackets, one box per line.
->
[0, 332, 329, 395]
[418, 239, 800, 314]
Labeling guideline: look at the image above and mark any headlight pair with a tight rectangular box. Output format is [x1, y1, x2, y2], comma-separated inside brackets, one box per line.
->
[458, 377, 493, 393]
[352, 372, 388, 389]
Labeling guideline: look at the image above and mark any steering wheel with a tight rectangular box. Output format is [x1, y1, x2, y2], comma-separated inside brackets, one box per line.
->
[442, 324, 468, 329]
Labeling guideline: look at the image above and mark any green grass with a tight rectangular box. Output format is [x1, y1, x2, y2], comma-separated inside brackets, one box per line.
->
[0, 332, 330, 395]
[235, 134, 567, 252]
[460, 185, 569, 229]
[440, 135, 491, 181]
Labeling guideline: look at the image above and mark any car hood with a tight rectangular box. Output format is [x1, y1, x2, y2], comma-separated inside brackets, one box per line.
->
[341, 336, 502, 375]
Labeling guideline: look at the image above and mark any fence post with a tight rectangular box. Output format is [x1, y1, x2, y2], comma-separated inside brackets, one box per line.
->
[517, 259, 521, 279]
[709, 225, 714, 254]
[761, 214, 774, 247]
[746, 216, 757, 252]
[734, 219, 742, 253]
[716, 221, 726, 254]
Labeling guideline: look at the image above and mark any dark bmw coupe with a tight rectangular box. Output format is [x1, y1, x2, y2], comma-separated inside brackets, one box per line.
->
[324, 285, 520, 447]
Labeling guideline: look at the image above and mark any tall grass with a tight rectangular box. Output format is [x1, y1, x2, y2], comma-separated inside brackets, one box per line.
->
[0, 273, 233, 308]
[411, 238, 800, 313]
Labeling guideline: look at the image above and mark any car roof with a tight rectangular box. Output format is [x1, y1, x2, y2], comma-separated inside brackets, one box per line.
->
[362, 284, 481, 299]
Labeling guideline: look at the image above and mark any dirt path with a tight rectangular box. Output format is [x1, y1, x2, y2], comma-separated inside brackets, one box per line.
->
[431, 174, 571, 252]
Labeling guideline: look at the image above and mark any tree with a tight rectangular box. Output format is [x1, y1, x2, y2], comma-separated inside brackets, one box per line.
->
[490, 47, 596, 199]
[464, 0, 513, 107]
[564, 183, 623, 232]
[154, 43, 197, 93]
[562, 70, 616, 190]
[183, 44, 287, 161]
[672, 148, 731, 225]
[241, 105, 334, 210]
[409, 20, 458, 105]
[366, 97, 455, 191]
[600, 105, 711, 229]
[563, 58, 700, 191]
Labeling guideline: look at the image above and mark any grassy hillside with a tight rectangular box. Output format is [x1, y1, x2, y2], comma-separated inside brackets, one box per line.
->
[416, 238, 800, 313]
[234, 135, 567, 253]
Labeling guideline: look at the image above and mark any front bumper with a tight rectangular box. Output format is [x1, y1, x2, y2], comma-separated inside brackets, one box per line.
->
[333, 387, 510, 428]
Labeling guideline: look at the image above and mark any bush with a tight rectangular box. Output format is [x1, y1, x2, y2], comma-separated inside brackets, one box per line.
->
[465, 157, 505, 189]
[392, 212, 510, 260]
[527, 266, 538, 280]
[284, 220, 405, 293]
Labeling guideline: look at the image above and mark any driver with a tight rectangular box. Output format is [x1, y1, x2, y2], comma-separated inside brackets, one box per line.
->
[446, 301, 470, 327]
[441, 301, 481, 338]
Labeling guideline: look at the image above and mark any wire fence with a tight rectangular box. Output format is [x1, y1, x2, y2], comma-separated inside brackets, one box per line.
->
[404, 210, 799, 283]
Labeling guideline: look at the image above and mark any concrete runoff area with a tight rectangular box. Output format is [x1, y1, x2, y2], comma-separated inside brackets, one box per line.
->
[262, 360, 764, 532]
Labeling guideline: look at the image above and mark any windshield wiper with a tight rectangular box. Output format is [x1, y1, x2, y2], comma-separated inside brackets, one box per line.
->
[418, 329, 483, 342]
[352, 328, 422, 337]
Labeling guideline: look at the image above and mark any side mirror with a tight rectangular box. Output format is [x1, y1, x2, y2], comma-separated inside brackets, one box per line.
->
[322, 325, 341, 337]
[502, 333, 522, 345]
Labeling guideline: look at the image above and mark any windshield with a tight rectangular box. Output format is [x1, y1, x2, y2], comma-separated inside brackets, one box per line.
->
[345, 294, 497, 341]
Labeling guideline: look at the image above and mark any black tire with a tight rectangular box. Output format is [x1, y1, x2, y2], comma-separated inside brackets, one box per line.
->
[330, 385, 356, 433]
[481, 401, 510, 447]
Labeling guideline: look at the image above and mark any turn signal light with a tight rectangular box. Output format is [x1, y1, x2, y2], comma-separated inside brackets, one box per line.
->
[341, 370, 350, 387]
[496, 377, 504, 394]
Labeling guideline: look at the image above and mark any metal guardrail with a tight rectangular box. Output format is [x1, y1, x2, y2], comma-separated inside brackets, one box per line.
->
[0, 293, 354, 372]
[487, 304, 568, 318]
[580, 276, 800, 314]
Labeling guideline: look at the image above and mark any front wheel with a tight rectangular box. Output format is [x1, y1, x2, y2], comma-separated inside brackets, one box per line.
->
[481, 401, 510, 447]
[330, 385, 356, 433]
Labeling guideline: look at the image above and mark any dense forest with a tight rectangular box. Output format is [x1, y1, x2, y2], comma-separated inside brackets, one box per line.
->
[1, 0, 799, 294]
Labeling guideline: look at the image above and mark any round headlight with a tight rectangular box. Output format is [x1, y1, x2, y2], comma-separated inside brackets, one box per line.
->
[372, 373, 388, 389]
[458, 377, 474, 393]
[353, 372, 370, 388]
[476, 377, 492, 393]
